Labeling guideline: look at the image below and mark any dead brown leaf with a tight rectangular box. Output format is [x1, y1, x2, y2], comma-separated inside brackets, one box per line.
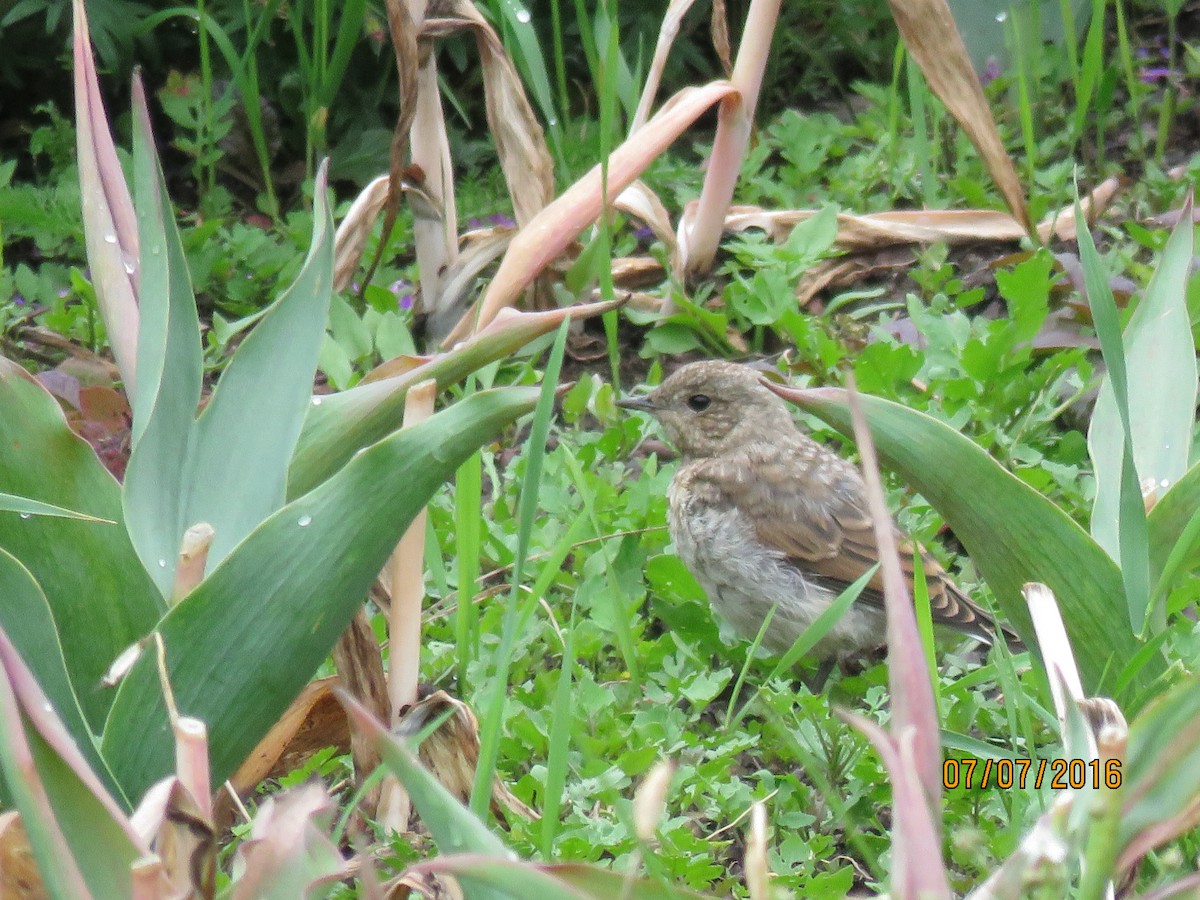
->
[615, 180, 678, 269]
[711, 0, 733, 78]
[132, 778, 216, 900]
[230, 782, 348, 900]
[333, 176, 390, 293]
[630, 0, 702, 133]
[886, 0, 1030, 232]
[395, 689, 538, 824]
[0, 813, 46, 900]
[427, 3, 553, 231]
[225, 677, 350, 807]
[358, 0, 423, 295]
[332, 609, 390, 815]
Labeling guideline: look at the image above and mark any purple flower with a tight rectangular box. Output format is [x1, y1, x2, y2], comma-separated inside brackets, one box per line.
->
[980, 57, 1002, 86]
[633, 224, 655, 244]
[389, 279, 414, 310]
[13, 293, 25, 306]
[1136, 39, 1173, 82]
[467, 213, 516, 230]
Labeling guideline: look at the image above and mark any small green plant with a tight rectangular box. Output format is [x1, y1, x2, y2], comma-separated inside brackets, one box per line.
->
[156, 70, 236, 213]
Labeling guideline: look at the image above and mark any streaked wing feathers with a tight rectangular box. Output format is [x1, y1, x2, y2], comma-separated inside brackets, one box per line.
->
[695, 438, 998, 641]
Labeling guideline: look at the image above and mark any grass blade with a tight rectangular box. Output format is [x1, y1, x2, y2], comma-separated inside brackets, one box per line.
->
[471, 320, 569, 817]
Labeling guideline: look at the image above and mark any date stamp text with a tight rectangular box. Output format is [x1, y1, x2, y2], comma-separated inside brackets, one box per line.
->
[943, 758, 1122, 791]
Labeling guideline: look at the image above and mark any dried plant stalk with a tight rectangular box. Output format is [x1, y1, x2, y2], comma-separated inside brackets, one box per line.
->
[171, 523, 214, 604]
[387, 377, 438, 720]
[629, 0, 702, 133]
[73, 0, 140, 396]
[682, 0, 783, 276]
[376, 377, 438, 834]
[745, 802, 770, 900]
[174, 717, 211, 822]
[445, 81, 738, 344]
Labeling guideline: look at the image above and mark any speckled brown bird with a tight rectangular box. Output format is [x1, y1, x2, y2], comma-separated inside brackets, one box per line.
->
[619, 360, 999, 660]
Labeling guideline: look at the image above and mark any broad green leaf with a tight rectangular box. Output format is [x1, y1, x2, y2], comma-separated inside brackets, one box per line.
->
[1089, 206, 1196, 560]
[1084, 203, 1194, 631]
[102, 387, 540, 801]
[123, 73, 205, 597]
[123, 77, 336, 594]
[0, 550, 114, 800]
[0, 359, 162, 731]
[0, 628, 149, 899]
[777, 387, 1161, 700]
[1148, 460, 1200, 602]
[1118, 672, 1200, 868]
[288, 299, 623, 497]
[179, 160, 333, 571]
[0, 494, 113, 523]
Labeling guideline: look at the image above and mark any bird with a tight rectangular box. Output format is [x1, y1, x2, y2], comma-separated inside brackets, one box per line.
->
[618, 360, 1002, 663]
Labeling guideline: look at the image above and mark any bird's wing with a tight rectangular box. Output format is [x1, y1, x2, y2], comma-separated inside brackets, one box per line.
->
[704, 440, 998, 640]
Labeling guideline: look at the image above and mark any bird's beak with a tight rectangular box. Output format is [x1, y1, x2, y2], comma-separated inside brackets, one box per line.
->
[617, 394, 656, 412]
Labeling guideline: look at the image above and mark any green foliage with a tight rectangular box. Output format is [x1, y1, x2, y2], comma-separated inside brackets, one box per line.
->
[1, 0, 1198, 895]
[0, 32, 554, 838]
[156, 70, 235, 204]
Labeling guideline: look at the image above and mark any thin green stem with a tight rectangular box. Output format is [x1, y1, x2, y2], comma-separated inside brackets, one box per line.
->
[196, 0, 216, 195]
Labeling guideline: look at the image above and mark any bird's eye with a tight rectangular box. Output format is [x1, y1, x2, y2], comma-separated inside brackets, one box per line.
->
[686, 394, 711, 412]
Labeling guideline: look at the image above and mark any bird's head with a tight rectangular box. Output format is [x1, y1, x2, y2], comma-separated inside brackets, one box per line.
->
[618, 360, 794, 458]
